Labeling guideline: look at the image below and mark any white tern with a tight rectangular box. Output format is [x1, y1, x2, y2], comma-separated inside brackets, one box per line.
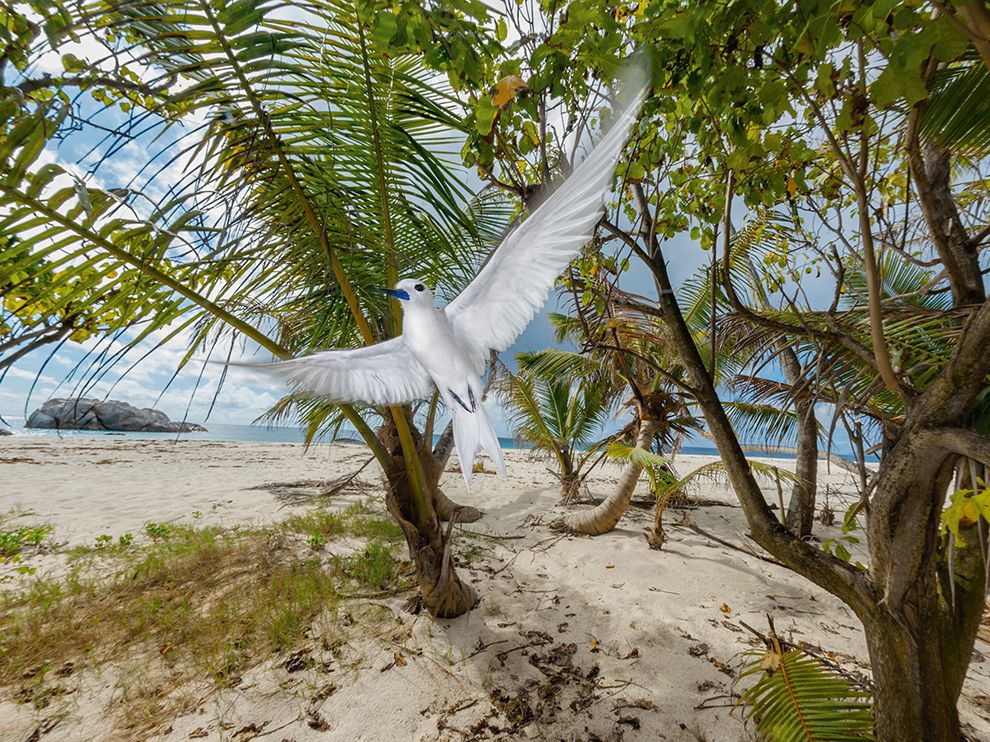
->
[248, 72, 646, 485]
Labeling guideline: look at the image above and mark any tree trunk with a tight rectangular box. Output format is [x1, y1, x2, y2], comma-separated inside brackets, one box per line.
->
[646, 459, 683, 549]
[384, 473, 477, 618]
[560, 456, 581, 503]
[865, 613, 960, 740]
[564, 418, 661, 535]
[779, 347, 818, 538]
[377, 420, 477, 617]
[863, 460, 988, 740]
[785, 397, 818, 536]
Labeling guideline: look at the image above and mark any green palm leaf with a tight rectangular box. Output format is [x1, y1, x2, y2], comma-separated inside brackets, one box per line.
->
[1, 0, 511, 425]
[920, 57, 990, 155]
[738, 638, 875, 741]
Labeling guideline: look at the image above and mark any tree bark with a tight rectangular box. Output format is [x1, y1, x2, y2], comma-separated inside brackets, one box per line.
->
[560, 469, 581, 503]
[384, 475, 477, 618]
[865, 613, 960, 740]
[861, 490, 987, 741]
[563, 417, 660, 535]
[907, 141, 985, 306]
[780, 347, 818, 538]
[377, 419, 477, 617]
[953, 3, 990, 81]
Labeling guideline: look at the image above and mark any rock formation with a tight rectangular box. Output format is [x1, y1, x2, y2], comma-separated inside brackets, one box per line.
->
[26, 398, 207, 433]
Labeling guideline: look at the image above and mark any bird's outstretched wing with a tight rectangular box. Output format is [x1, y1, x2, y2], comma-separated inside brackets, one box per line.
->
[444, 72, 648, 370]
[240, 337, 434, 405]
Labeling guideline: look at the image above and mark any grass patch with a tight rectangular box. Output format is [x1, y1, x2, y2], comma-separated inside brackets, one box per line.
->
[0, 505, 411, 733]
[458, 543, 488, 566]
[341, 540, 400, 591]
[283, 504, 405, 548]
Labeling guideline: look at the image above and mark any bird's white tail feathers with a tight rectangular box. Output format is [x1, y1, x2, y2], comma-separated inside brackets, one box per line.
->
[452, 403, 506, 486]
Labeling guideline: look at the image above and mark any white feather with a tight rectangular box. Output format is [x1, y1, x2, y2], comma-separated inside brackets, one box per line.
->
[444, 79, 647, 369]
[245, 337, 433, 405]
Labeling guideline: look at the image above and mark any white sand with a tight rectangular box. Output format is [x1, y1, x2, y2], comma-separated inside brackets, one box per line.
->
[1, 437, 989, 741]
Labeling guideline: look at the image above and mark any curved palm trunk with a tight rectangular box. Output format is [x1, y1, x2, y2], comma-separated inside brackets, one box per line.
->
[564, 418, 661, 535]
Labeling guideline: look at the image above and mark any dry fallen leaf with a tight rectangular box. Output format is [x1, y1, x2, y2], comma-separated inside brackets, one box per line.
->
[629, 697, 658, 711]
[394, 651, 407, 667]
[605, 563, 616, 569]
[760, 651, 782, 673]
[719, 602, 732, 614]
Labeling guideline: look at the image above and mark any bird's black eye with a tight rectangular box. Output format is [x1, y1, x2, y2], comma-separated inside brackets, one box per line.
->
[414, 284, 425, 292]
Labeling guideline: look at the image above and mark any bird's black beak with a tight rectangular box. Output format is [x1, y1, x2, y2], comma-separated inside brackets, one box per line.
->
[379, 287, 410, 301]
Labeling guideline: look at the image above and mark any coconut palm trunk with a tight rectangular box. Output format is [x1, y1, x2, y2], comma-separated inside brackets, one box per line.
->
[780, 347, 818, 537]
[376, 418, 477, 616]
[564, 416, 661, 535]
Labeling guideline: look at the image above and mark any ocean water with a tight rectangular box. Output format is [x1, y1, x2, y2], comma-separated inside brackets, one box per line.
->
[0, 415, 862, 460]
[6, 414, 859, 459]
[0, 415, 744, 457]
[13, 415, 868, 462]
[0, 415, 532, 450]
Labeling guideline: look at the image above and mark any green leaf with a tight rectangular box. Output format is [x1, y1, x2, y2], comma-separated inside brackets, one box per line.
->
[475, 97, 498, 135]
[872, 64, 927, 107]
[522, 119, 540, 146]
[496, 17, 507, 42]
[373, 10, 398, 48]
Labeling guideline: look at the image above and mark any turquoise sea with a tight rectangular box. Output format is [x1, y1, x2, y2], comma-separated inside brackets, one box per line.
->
[0, 414, 743, 457]
[2, 415, 863, 461]
[0, 415, 525, 449]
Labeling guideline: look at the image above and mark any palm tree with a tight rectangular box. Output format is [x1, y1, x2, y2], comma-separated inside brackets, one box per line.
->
[497, 350, 618, 502]
[540, 278, 700, 535]
[0, 1, 509, 616]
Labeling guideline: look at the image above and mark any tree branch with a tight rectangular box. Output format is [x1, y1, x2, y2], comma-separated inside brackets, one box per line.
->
[933, 428, 990, 468]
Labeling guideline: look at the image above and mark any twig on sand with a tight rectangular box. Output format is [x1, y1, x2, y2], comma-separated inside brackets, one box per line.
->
[338, 580, 417, 600]
[490, 636, 553, 661]
[739, 617, 874, 692]
[254, 456, 377, 506]
[694, 693, 737, 710]
[436, 697, 483, 738]
[458, 638, 511, 662]
[252, 717, 305, 739]
[686, 523, 785, 567]
[454, 528, 526, 541]
[491, 534, 564, 576]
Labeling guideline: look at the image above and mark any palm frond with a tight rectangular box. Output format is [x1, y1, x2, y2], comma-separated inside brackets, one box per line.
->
[654, 457, 798, 502]
[1, 1, 511, 432]
[738, 637, 875, 741]
[921, 57, 990, 155]
[605, 440, 677, 490]
[723, 400, 807, 448]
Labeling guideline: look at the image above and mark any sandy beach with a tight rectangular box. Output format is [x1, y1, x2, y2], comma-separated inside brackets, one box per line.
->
[2, 437, 989, 741]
